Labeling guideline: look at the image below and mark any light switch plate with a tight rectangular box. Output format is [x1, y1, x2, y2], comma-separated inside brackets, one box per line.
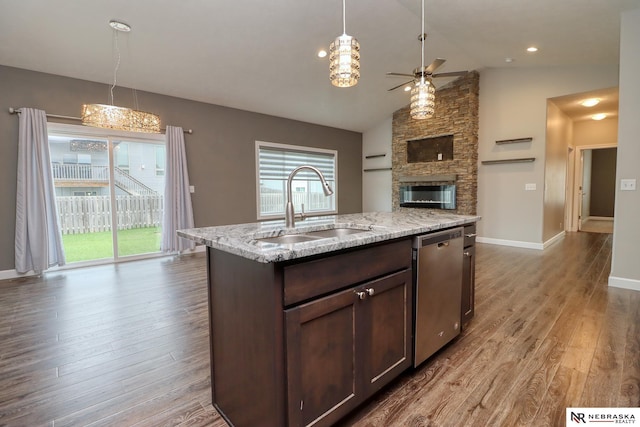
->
[189, 185, 195, 193]
[525, 183, 536, 191]
[621, 179, 636, 191]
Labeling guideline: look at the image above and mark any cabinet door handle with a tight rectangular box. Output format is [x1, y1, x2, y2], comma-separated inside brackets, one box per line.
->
[366, 288, 375, 296]
[464, 251, 472, 257]
[356, 291, 367, 300]
[465, 233, 477, 238]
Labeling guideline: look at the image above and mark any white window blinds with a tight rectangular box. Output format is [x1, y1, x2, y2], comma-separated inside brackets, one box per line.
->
[256, 142, 337, 219]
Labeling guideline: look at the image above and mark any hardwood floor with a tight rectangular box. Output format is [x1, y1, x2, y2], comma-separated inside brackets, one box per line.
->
[0, 232, 637, 426]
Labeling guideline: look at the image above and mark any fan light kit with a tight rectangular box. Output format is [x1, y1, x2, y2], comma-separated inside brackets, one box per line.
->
[329, 0, 360, 87]
[385, 0, 467, 120]
[81, 20, 160, 133]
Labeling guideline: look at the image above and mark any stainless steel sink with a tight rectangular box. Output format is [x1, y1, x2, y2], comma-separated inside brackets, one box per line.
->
[256, 234, 321, 244]
[303, 228, 368, 238]
[255, 227, 369, 245]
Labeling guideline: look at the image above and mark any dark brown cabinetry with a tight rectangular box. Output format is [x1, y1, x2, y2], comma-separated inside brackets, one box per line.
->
[206, 238, 412, 427]
[285, 269, 412, 427]
[461, 224, 477, 329]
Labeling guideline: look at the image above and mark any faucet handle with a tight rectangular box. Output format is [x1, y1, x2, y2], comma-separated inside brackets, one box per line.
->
[297, 203, 306, 221]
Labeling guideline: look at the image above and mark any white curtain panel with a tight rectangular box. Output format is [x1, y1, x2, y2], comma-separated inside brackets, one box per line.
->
[15, 108, 66, 274]
[161, 125, 195, 252]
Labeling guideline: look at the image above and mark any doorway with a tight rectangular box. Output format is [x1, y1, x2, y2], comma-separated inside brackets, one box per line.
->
[573, 145, 617, 233]
[48, 123, 165, 265]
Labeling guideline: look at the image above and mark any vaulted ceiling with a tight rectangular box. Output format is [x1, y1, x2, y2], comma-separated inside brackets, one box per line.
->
[1, 0, 637, 132]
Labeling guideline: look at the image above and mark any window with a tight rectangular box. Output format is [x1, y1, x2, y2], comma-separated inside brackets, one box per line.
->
[115, 142, 129, 173]
[155, 146, 166, 176]
[256, 141, 337, 220]
[48, 123, 165, 265]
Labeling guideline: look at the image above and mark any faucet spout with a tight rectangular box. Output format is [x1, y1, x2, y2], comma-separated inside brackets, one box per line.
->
[285, 165, 334, 228]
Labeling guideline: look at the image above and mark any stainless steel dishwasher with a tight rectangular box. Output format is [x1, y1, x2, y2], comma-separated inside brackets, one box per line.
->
[413, 227, 464, 367]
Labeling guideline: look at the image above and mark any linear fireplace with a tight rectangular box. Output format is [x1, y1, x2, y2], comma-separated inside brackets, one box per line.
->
[399, 184, 456, 209]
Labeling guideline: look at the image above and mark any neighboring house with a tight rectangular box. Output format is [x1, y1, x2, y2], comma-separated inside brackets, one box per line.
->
[49, 137, 165, 197]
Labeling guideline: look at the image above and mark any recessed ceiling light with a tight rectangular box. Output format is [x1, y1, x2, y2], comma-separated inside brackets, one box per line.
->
[404, 86, 411, 92]
[592, 113, 607, 121]
[526, 46, 538, 53]
[317, 50, 327, 58]
[581, 98, 600, 107]
[505, 57, 514, 63]
[109, 20, 131, 32]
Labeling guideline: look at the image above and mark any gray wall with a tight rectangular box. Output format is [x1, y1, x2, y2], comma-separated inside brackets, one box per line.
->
[589, 148, 616, 217]
[0, 65, 362, 272]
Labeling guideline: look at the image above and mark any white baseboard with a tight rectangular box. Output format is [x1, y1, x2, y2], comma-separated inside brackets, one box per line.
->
[476, 237, 544, 250]
[543, 231, 565, 249]
[586, 216, 614, 222]
[608, 276, 640, 292]
[0, 269, 38, 281]
[476, 231, 565, 251]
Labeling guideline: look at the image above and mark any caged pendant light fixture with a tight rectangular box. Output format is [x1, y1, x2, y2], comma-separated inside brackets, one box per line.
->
[81, 20, 161, 133]
[329, 0, 360, 87]
[410, 0, 436, 120]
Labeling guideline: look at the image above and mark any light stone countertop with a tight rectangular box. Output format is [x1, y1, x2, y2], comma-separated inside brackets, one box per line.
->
[178, 211, 480, 263]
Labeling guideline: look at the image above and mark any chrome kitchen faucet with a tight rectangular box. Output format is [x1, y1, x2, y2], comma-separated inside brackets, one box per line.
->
[285, 165, 334, 228]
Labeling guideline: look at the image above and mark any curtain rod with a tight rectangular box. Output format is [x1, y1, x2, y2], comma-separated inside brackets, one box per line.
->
[8, 107, 193, 135]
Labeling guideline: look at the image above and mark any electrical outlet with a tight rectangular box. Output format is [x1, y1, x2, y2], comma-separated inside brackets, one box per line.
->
[437, 153, 443, 161]
[621, 179, 636, 191]
[189, 185, 195, 193]
[525, 183, 536, 191]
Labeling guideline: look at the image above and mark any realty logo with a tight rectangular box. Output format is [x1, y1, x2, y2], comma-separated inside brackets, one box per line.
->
[571, 412, 586, 423]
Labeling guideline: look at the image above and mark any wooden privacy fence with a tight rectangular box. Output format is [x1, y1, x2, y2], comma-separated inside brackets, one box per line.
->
[56, 195, 163, 235]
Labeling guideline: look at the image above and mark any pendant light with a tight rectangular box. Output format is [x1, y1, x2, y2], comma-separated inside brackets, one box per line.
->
[329, 0, 360, 87]
[410, 0, 435, 120]
[81, 20, 161, 133]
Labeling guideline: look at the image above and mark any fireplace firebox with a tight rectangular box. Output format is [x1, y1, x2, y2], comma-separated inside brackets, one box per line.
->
[399, 184, 456, 210]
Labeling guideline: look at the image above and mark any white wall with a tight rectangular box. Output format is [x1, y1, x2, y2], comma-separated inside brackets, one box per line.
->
[477, 65, 619, 247]
[610, 8, 640, 291]
[362, 117, 392, 212]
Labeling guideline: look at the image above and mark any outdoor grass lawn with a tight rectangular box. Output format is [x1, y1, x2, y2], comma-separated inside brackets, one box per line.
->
[62, 227, 162, 262]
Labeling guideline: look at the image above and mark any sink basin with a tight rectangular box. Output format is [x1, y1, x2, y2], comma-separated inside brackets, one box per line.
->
[255, 227, 369, 246]
[256, 234, 321, 244]
[302, 228, 368, 238]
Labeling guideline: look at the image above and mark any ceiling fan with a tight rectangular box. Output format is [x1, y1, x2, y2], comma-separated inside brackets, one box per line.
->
[386, 34, 468, 92]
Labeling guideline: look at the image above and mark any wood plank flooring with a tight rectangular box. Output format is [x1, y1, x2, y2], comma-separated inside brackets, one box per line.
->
[0, 231, 637, 426]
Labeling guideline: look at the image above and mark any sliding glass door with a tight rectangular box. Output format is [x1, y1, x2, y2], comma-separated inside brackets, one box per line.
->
[48, 124, 165, 264]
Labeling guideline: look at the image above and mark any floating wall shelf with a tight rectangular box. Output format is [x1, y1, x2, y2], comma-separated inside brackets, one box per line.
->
[495, 137, 533, 145]
[481, 157, 536, 165]
[363, 167, 392, 172]
[365, 153, 386, 159]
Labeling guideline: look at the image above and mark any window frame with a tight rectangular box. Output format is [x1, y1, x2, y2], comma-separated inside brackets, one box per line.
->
[255, 140, 338, 221]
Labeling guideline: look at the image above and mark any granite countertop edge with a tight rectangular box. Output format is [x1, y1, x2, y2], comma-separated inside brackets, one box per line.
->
[178, 211, 480, 263]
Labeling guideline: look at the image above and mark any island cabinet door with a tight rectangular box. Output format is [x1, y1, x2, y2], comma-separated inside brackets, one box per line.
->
[360, 269, 413, 396]
[285, 287, 362, 427]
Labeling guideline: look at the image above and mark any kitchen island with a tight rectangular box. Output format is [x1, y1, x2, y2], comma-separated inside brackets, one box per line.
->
[179, 211, 479, 427]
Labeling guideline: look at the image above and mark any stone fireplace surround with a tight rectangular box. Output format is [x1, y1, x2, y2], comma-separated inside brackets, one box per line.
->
[392, 71, 479, 216]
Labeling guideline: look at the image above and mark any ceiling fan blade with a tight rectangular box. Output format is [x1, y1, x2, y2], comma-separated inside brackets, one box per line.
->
[386, 72, 415, 78]
[388, 80, 414, 92]
[432, 71, 468, 78]
[425, 58, 446, 74]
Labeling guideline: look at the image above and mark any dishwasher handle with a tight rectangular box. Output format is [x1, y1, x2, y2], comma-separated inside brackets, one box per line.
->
[414, 227, 463, 248]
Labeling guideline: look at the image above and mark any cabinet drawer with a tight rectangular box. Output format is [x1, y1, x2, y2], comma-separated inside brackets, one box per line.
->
[283, 239, 412, 306]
